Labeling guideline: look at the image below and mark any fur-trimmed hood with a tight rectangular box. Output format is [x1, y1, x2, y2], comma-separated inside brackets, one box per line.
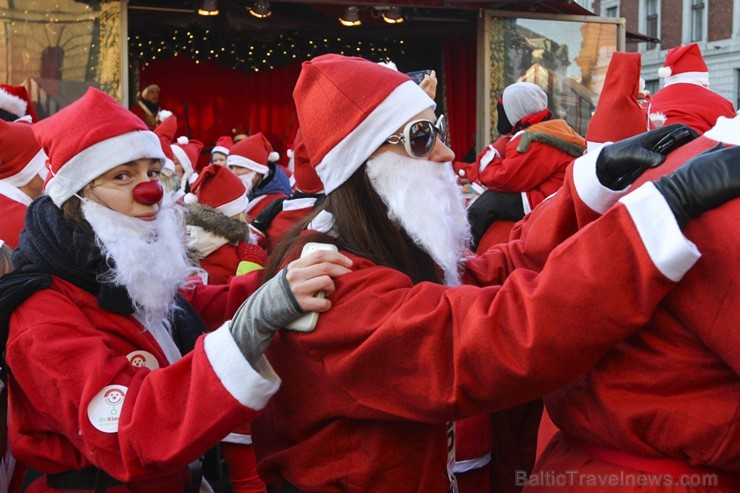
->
[185, 203, 249, 243]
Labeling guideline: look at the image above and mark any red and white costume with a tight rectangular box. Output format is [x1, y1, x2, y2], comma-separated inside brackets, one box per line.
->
[7, 273, 278, 492]
[253, 150, 701, 493]
[527, 117, 740, 492]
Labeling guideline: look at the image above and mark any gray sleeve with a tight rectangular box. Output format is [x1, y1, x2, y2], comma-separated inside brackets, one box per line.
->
[230, 269, 303, 366]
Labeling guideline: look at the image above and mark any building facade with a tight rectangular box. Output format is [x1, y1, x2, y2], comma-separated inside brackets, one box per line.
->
[594, 0, 740, 108]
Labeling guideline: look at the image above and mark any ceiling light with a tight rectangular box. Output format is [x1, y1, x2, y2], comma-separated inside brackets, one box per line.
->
[197, 0, 219, 16]
[381, 6, 404, 24]
[249, 0, 272, 18]
[339, 6, 362, 27]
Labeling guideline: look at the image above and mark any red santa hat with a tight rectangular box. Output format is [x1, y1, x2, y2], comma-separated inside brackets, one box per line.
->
[585, 52, 651, 150]
[171, 136, 203, 178]
[658, 43, 709, 87]
[0, 84, 37, 122]
[185, 164, 247, 217]
[154, 111, 177, 172]
[293, 54, 435, 194]
[226, 132, 279, 175]
[0, 120, 47, 187]
[291, 129, 323, 194]
[32, 87, 165, 207]
[211, 135, 234, 157]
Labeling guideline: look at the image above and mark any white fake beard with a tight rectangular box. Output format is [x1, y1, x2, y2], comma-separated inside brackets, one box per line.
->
[238, 171, 257, 194]
[82, 192, 197, 331]
[366, 152, 472, 286]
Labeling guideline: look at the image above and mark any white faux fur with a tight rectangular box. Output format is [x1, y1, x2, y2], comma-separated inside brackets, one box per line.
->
[0, 88, 27, 117]
[82, 192, 198, 332]
[366, 152, 471, 286]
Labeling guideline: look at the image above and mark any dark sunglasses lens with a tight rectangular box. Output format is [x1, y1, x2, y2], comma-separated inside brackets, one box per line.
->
[408, 121, 436, 157]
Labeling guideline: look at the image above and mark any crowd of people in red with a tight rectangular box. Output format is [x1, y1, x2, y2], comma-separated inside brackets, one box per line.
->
[0, 42, 737, 493]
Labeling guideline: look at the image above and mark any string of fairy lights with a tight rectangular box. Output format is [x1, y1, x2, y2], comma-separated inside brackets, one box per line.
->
[128, 29, 408, 72]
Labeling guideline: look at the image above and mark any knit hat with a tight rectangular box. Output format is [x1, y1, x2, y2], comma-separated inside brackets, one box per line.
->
[501, 82, 548, 126]
[226, 132, 278, 175]
[211, 135, 233, 157]
[293, 54, 435, 194]
[185, 164, 247, 217]
[0, 120, 47, 187]
[585, 52, 650, 149]
[291, 129, 323, 194]
[171, 136, 204, 179]
[658, 43, 709, 87]
[32, 87, 165, 207]
[154, 111, 177, 172]
[0, 84, 37, 122]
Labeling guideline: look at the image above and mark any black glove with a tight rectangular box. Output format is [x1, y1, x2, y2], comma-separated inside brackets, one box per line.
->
[596, 124, 698, 190]
[653, 144, 740, 228]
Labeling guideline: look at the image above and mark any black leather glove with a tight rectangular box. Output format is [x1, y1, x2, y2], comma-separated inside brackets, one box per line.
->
[653, 144, 740, 228]
[596, 124, 698, 190]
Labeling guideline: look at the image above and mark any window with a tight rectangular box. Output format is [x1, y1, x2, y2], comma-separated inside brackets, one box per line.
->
[736, 70, 740, 110]
[645, 79, 660, 96]
[646, 0, 659, 49]
[691, 0, 705, 41]
[606, 6, 619, 16]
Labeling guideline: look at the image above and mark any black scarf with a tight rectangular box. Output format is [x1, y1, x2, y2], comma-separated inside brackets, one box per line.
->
[140, 98, 159, 115]
[10, 196, 205, 353]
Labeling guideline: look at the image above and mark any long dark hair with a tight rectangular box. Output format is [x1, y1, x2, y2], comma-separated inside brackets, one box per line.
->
[265, 163, 441, 284]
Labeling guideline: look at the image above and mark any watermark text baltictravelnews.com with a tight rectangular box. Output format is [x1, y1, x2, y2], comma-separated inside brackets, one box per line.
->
[516, 470, 719, 488]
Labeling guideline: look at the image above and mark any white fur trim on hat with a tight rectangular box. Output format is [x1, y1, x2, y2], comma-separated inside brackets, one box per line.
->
[0, 88, 27, 118]
[171, 144, 193, 177]
[268, 151, 279, 162]
[0, 148, 47, 187]
[211, 146, 230, 156]
[46, 130, 164, 207]
[658, 66, 672, 78]
[226, 154, 269, 175]
[162, 157, 176, 172]
[316, 81, 435, 194]
[217, 192, 248, 218]
[662, 71, 710, 88]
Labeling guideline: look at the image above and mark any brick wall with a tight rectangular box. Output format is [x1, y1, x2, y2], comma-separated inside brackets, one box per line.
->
[661, 0, 682, 48]
[709, 0, 733, 41]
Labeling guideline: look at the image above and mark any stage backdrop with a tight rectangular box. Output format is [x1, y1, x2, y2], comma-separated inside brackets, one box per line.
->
[140, 41, 476, 170]
[140, 56, 301, 170]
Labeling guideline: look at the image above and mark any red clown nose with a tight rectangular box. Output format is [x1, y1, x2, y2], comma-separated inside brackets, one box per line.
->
[132, 181, 164, 205]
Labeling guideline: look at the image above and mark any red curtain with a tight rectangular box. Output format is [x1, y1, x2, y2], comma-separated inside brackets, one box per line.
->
[444, 37, 477, 162]
[140, 56, 302, 170]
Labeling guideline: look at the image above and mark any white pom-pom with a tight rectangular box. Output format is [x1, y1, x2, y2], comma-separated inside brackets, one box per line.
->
[658, 66, 671, 78]
[157, 110, 173, 121]
[268, 151, 279, 162]
[177, 136, 189, 145]
[286, 148, 294, 159]
[183, 193, 198, 204]
[649, 112, 667, 128]
[458, 169, 465, 177]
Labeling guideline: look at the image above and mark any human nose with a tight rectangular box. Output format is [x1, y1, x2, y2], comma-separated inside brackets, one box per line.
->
[430, 138, 455, 163]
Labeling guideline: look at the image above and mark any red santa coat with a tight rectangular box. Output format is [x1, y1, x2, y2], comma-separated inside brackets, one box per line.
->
[650, 83, 736, 134]
[0, 189, 31, 249]
[7, 273, 279, 492]
[252, 162, 700, 492]
[128, 102, 157, 131]
[478, 120, 584, 214]
[245, 192, 288, 220]
[264, 198, 317, 251]
[529, 132, 740, 492]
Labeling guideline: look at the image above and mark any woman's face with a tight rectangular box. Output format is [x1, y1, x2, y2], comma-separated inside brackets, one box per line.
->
[229, 166, 261, 186]
[375, 108, 455, 162]
[84, 158, 162, 220]
[211, 152, 227, 166]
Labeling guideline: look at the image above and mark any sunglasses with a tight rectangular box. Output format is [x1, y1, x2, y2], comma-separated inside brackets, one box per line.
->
[383, 114, 448, 158]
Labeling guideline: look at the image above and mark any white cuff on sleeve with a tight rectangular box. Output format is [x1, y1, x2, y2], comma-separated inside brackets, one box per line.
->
[204, 323, 281, 410]
[573, 144, 631, 214]
[619, 182, 701, 282]
[478, 146, 499, 173]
